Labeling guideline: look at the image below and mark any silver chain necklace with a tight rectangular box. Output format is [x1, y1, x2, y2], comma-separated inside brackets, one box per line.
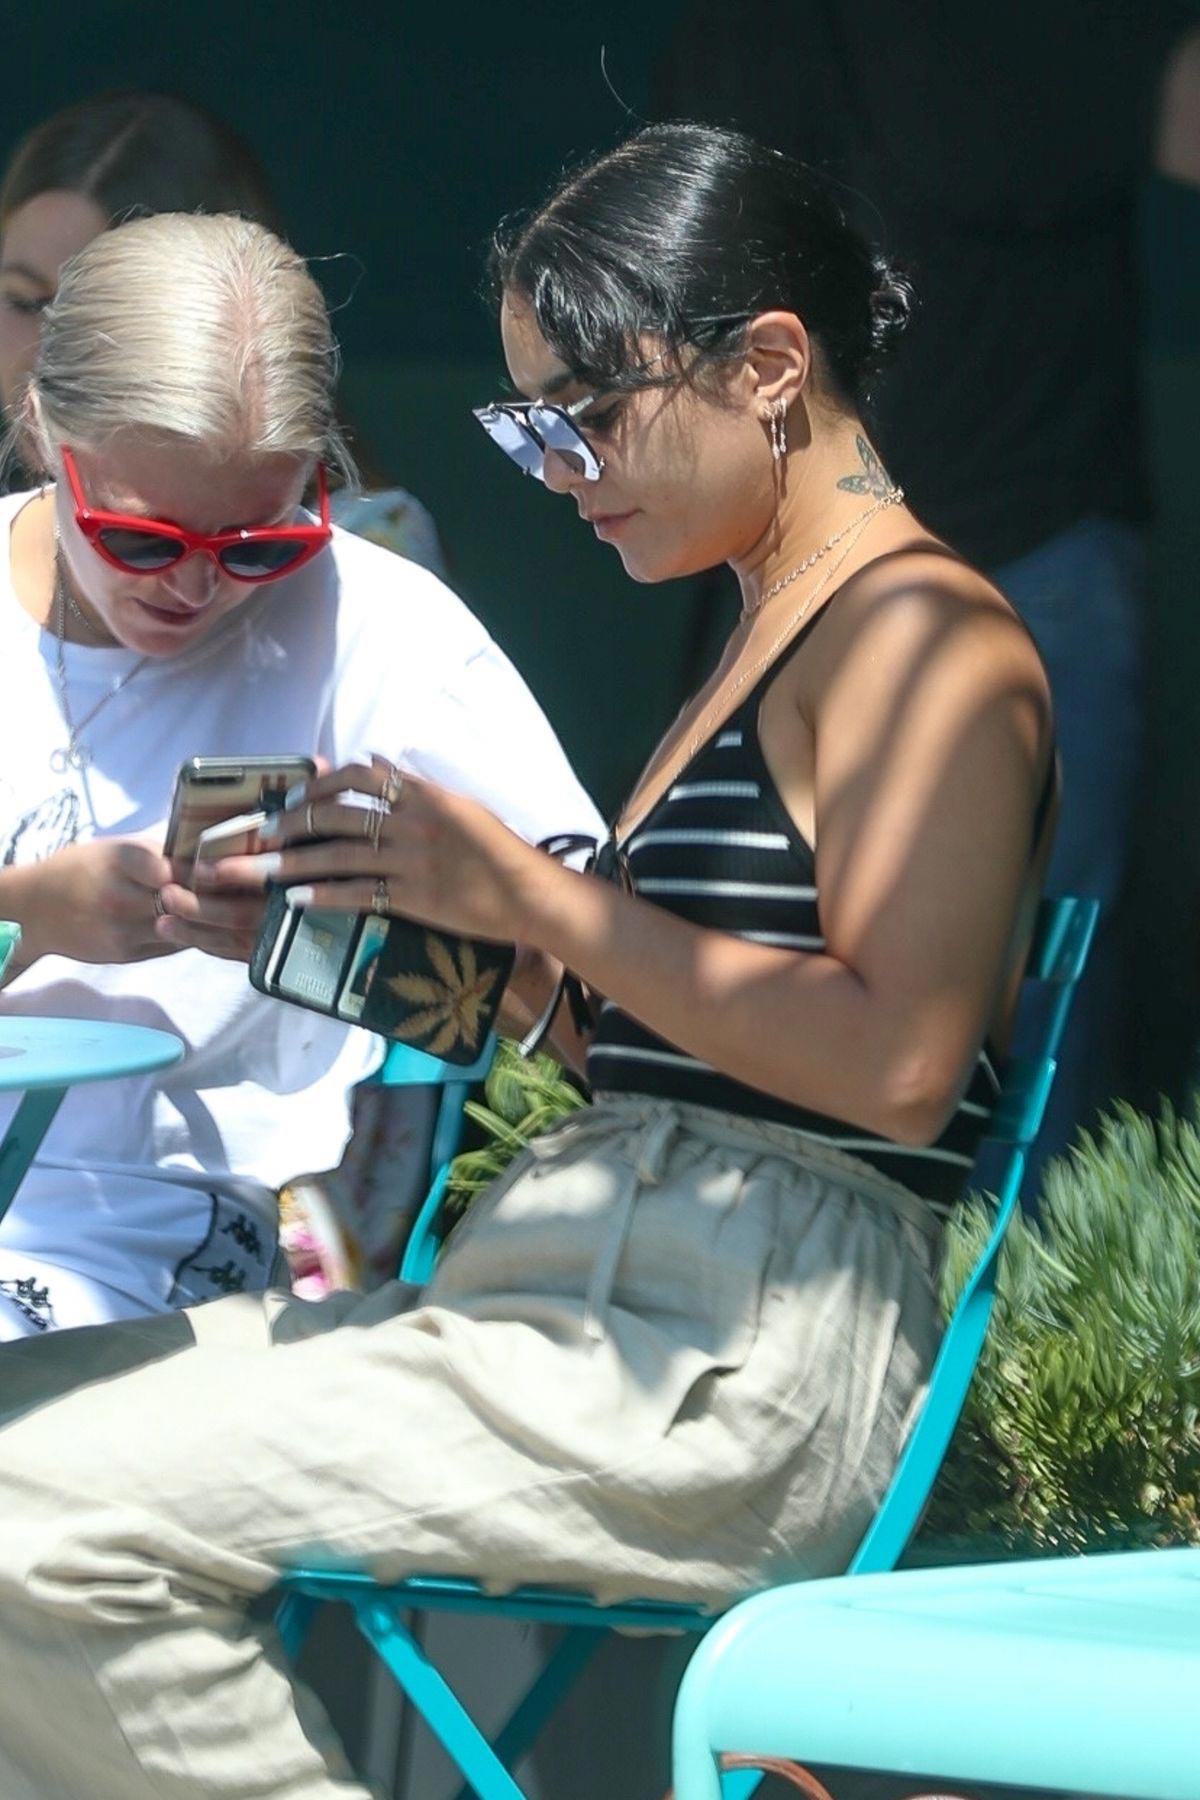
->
[744, 485, 904, 617]
[49, 568, 151, 774]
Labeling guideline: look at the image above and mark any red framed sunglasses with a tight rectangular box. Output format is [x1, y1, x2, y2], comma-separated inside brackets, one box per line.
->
[60, 447, 332, 583]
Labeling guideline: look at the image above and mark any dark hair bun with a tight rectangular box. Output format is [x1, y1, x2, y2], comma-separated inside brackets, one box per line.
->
[868, 258, 913, 359]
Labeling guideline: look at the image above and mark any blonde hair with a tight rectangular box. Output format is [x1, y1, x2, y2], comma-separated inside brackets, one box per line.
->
[27, 211, 352, 475]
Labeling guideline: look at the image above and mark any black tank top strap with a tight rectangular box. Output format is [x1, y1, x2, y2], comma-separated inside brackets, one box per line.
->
[733, 538, 977, 721]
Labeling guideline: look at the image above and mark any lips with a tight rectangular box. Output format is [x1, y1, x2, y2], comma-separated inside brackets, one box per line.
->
[136, 597, 208, 622]
[586, 510, 637, 540]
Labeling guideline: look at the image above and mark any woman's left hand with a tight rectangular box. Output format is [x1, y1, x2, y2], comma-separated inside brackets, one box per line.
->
[204, 756, 542, 944]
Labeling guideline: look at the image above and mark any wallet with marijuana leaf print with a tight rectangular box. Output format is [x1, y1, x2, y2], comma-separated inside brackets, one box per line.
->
[249, 885, 514, 1064]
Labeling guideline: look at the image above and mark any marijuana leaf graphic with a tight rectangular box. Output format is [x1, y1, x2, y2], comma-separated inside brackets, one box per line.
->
[387, 934, 503, 1056]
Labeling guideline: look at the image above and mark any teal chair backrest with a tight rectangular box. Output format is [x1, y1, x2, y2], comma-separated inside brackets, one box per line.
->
[849, 892, 1098, 1574]
[369, 1036, 495, 1287]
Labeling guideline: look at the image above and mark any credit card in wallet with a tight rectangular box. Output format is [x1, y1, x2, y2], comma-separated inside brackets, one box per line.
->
[273, 907, 360, 1007]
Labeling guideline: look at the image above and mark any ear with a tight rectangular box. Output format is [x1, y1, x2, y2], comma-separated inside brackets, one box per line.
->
[741, 310, 812, 419]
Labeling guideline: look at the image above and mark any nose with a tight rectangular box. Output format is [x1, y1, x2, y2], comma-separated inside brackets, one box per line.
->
[540, 446, 589, 496]
[158, 549, 222, 609]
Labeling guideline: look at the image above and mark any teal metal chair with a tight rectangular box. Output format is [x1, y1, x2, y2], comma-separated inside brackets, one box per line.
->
[372, 1035, 497, 1281]
[276, 894, 1098, 1800]
[670, 1546, 1200, 1800]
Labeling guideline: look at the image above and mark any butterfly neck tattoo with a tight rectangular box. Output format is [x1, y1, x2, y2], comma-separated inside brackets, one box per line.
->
[837, 434, 896, 499]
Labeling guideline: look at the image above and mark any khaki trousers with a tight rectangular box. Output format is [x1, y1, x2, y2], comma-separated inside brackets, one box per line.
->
[0, 1098, 941, 1798]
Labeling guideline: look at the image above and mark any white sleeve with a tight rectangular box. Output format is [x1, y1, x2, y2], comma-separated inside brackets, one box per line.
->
[322, 539, 604, 849]
[402, 639, 605, 848]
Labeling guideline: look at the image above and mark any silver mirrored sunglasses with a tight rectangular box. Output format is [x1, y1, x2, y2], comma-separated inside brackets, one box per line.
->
[472, 393, 606, 482]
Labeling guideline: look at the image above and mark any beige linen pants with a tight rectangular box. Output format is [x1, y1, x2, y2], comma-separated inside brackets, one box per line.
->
[0, 1096, 941, 1799]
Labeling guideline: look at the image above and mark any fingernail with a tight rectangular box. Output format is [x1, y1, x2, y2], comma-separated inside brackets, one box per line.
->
[257, 812, 282, 841]
[283, 782, 308, 809]
[286, 885, 315, 906]
[244, 853, 283, 879]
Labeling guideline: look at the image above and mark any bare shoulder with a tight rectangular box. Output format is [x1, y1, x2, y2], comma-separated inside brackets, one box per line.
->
[804, 544, 1052, 736]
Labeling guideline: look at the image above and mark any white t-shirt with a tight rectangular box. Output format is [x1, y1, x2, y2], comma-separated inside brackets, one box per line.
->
[0, 489, 602, 1312]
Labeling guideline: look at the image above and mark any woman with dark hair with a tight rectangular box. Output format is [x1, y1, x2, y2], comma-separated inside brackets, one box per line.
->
[0, 126, 1052, 1796]
[0, 91, 443, 571]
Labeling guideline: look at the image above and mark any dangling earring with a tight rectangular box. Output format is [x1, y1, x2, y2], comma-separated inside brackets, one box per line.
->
[770, 398, 788, 462]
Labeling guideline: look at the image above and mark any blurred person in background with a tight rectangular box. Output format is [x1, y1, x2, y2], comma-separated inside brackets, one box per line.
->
[0, 89, 443, 570]
[655, 0, 1200, 1192]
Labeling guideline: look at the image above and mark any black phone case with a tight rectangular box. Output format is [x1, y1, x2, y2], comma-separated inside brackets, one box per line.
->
[248, 885, 514, 1065]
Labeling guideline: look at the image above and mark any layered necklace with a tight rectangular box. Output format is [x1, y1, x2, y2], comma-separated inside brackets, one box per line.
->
[48, 564, 151, 774]
[681, 484, 904, 765]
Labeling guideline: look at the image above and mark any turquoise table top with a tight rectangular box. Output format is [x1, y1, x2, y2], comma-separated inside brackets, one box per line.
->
[0, 1016, 184, 1090]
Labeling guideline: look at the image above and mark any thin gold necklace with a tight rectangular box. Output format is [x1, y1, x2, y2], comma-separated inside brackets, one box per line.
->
[742, 485, 904, 618]
[681, 487, 904, 765]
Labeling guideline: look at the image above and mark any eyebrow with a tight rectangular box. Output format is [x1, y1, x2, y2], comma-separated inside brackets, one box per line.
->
[0, 260, 52, 286]
[541, 369, 576, 398]
[507, 367, 578, 403]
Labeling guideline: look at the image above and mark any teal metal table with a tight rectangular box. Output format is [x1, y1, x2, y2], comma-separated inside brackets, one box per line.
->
[672, 1547, 1200, 1800]
[0, 1017, 185, 1221]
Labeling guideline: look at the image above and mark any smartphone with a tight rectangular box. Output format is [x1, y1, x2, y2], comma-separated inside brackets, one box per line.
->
[164, 755, 316, 867]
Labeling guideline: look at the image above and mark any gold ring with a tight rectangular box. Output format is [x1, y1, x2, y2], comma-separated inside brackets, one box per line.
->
[304, 801, 317, 838]
[371, 877, 390, 917]
[152, 889, 166, 919]
[367, 805, 384, 853]
[380, 766, 404, 808]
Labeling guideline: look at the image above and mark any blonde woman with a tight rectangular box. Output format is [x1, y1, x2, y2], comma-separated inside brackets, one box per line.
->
[0, 210, 599, 1339]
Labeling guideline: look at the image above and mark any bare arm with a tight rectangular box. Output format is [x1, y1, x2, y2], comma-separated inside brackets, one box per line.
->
[516, 587, 1049, 1143]
[226, 581, 1050, 1145]
[496, 946, 592, 1078]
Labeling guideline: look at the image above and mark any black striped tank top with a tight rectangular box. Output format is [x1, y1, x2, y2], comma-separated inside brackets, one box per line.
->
[585, 619, 1002, 1210]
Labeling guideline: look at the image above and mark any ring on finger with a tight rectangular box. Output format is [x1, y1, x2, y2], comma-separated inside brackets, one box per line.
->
[304, 801, 317, 839]
[380, 765, 404, 808]
[366, 805, 385, 853]
[152, 889, 166, 919]
[371, 877, 391, 917]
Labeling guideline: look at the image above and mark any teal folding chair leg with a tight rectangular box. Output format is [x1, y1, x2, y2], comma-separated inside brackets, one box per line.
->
[0, 1085, 64, 1222]
[357, 1601, 529, 1800]
[479, 1629, 603, 1784]
[275, 1590, 318, 1662]
[442, 1627, 605, 1800]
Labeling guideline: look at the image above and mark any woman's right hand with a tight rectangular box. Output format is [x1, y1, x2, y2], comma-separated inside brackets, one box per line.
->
[0, 836, 177, 970]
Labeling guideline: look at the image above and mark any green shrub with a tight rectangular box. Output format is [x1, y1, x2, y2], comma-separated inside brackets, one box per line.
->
[920, 1099, 1200, 1555]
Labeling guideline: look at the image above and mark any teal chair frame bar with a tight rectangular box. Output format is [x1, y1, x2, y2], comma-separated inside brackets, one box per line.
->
[277, 895, 1098, 1800]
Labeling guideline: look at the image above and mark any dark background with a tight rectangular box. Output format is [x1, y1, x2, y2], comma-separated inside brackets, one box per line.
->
[6, 1, 1200, 1096]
